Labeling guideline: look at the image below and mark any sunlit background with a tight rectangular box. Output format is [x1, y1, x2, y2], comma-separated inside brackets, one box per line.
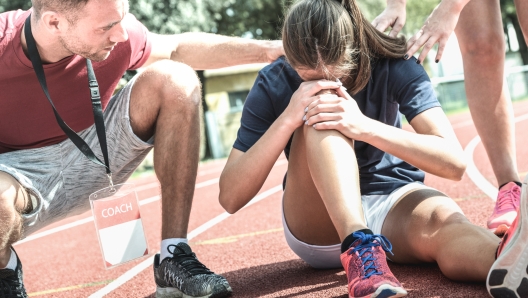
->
[2, 0, 526, 163]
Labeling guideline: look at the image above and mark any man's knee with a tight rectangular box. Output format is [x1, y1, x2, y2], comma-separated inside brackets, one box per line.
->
[139, 60, 202, 108]
[0, 172, 26, 246]
[458, 31, 505, 61]
[0, 172, 29, 214]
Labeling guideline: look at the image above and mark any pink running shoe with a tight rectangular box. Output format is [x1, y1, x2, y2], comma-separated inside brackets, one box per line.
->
[340, 232, 407, 298]
[487, 182, 521, 236]
[487, 181, 528, 298]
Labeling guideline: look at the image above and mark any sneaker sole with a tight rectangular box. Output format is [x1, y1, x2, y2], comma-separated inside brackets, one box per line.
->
[353, 284, 408, 298]
[156, 285, 232, 298]
[487, 180, 528, 298]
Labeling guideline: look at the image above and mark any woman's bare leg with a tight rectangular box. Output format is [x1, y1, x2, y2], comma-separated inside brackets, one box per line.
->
[382, 188, 499, 281]
[283, 126, 366, 245]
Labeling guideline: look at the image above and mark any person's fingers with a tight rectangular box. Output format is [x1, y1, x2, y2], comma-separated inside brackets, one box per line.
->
[335, 86, 352, 100]
[434, 38, 447, 63]
[372, 18, 379, 29]
[305, 95, 340, 113]
[405, 29, 424, 58]
[308, 80, 341, 95]
[416, 37, 438, 64]
[373, 18, 391, 33]
[305, 113, 341, 126]
[311, 121, 341, 131]
[408, 31, 434, 61]
[305, 103, 343, 118]
[388, 18, 404, 37]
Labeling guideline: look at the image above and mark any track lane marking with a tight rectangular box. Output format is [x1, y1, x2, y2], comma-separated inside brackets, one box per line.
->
[28, 280, 113, 297]
[463, 112, 528, 200]
[17, 159, 288, 246]
[88, 184, 284, 298]
[193, 228, 283, 245]
[15, 178, 219, 246]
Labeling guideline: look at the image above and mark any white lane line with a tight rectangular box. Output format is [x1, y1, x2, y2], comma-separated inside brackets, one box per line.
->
[465, 136, 498, 200]
[15, 217, 96, 245]
[197, 158, 286, 176]
[452, 119, 474, 129]
[464, 113, 528, 200]
[15, 178, 219, 246]
[88, 185, 284, 298]
[15, 158, 288, 246]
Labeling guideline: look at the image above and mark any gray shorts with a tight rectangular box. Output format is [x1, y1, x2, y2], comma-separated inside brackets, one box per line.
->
[0, 77, 153, 236]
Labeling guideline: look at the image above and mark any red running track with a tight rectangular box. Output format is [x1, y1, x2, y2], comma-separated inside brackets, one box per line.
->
[16, 100, 528, 297]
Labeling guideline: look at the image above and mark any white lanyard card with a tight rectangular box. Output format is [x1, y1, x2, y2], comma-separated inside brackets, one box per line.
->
[90, 183, 149, 269]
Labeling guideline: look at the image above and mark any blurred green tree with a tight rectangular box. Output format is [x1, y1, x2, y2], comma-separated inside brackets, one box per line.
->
[0, 0, 31, 12]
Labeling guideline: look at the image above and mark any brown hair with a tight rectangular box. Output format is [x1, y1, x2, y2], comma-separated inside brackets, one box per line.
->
[31, 0, 89, 24]
[282, 0, 407, 94]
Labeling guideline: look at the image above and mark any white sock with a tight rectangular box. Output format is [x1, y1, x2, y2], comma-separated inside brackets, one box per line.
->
[2, 249, 17, 271]
[160, 238, 188, 261]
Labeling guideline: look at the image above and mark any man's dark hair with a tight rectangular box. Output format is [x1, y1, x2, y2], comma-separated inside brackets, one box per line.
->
[31, 0, 90, 24]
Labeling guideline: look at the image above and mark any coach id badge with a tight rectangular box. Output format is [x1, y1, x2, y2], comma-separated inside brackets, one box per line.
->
[90, 183, 149, 269]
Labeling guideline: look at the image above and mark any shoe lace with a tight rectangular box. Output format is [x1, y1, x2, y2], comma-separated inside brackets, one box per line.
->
[496, 186, 521, 212]
[349, 232, 393, 279]
[166, 245, 213, 276]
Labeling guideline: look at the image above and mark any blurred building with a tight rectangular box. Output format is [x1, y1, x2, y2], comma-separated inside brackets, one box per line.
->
[202, 63, 267, 159]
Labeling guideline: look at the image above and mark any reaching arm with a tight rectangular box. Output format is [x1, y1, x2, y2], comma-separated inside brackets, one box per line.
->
[405, 0, 470, 63]
[143, 32, 283, 69]
[360, 107, 466, 180]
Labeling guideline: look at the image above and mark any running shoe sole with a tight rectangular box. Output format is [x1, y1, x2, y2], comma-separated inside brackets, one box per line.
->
[353, 284, 408, 298]
[156, 285, 233, 298]
[487, 179, 528, 298]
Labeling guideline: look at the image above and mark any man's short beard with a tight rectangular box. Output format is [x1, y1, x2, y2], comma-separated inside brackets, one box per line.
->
[58, 36, 109, 62]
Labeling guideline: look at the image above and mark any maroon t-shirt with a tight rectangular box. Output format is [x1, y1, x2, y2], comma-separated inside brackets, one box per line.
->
[0, 9, 152, 153]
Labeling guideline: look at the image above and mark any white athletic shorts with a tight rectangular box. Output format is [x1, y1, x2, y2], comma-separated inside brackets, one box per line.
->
[282, 182, 431, 269]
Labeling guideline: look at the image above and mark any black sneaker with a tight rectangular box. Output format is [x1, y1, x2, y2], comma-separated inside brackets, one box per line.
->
[153, 243, 232, 298]
[0, 249, 27, 298]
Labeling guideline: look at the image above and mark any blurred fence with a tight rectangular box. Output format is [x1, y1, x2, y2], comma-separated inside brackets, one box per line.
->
[432, 65, 528, 112]
[205, 65, 528, 159]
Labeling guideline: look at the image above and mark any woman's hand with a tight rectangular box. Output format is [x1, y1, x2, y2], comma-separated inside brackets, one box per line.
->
[303, 86, 372, 140]
[282, 80, 342, 128]
[372, 0, 406, 38]
[405, 1, 465, 63]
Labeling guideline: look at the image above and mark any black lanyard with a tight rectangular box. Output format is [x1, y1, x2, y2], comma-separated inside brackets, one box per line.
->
[24, 15, 113, 185]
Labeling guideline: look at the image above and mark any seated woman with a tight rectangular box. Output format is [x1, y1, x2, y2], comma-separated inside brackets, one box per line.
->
[218, 0, 528, 297]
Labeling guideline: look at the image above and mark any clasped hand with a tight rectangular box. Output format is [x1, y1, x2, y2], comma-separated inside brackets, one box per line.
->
[285, 80, 371, 140]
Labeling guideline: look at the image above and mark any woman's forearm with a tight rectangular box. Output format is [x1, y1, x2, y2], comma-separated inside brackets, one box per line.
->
[219, 115, 298, 213]
[362, 119, 466, 180]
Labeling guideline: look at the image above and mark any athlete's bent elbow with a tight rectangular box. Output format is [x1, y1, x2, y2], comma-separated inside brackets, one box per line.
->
[219, 190, 241, 214]
[448, 160, 467, 181]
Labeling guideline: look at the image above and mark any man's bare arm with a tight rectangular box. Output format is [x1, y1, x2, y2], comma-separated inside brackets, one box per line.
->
[144, 32, 283, 69]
